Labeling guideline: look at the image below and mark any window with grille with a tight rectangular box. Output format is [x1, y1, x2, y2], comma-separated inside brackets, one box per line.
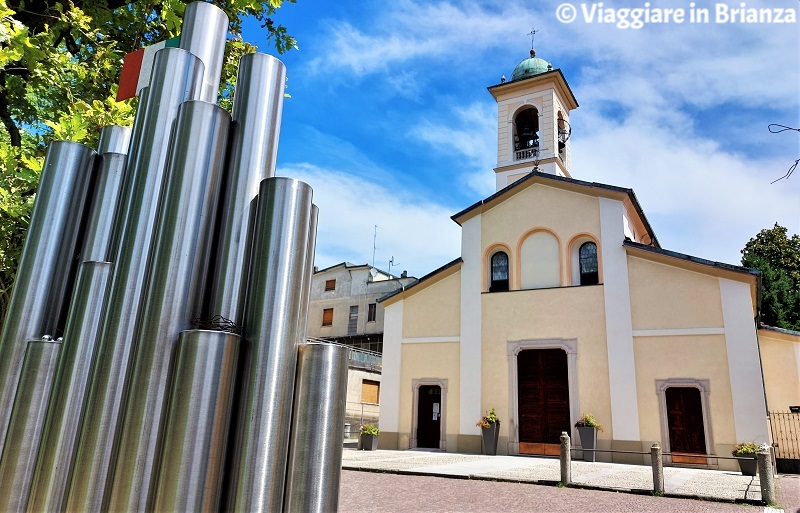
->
[322, 308, 333, 326]
[324, 279, 336, 291]
[367, 303, 377, 322]
[361, 380, 380, 404]
[490, 251, 509, 292]
[579, 242, 599, 285]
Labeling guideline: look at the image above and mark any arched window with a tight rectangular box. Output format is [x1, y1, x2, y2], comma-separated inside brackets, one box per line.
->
[490, 252, 509, 292]
[513, 107, 539, 161]
[579, 242, 598, 285]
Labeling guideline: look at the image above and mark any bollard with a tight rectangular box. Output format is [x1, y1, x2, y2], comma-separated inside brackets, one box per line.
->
[651, 443, 664, 495]
[757, 445, 776, 505]
[560, 432, 571, 485]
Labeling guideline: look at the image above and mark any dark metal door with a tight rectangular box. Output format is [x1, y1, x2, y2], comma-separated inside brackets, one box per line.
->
[416, 385, 441, 448]
[666, 387, 706, 456]
[517, 349, 570, 454]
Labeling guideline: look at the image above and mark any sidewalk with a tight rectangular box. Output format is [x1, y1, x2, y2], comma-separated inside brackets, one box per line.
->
[341, 448, 770, 505]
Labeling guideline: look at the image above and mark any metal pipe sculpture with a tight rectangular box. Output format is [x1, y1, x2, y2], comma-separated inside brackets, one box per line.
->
[153, 330, 240, 511]
[206, 52, 287, 325]
[284, 343, 350, 513]
[228, 177, 313, 512]
[109, 100, 230, 511]
[66, 48, 204, 511]
[27, 262, 112, 512]
[0, 4, 350, 510]
[0, 338, 62, 512]
[179, 2, 229, 103]
[0, 142, 96, 455]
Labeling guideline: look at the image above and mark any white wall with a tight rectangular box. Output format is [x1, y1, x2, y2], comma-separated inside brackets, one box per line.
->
[460, 216, 482, 434]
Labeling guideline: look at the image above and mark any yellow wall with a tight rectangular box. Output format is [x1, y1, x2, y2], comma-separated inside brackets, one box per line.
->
[628, 256, 724, 330]
[402, 271, 461, 338]
[480, 285, 612, 443]
[633, 335, 736, 455]
[759, 329, 800, 411]
[481, 184, 602, 289]
[398, 342, 460, 449]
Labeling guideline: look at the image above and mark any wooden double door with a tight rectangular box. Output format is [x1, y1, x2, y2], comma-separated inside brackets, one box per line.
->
[517, 349, 570, 455]
[666, 387, 707, 464]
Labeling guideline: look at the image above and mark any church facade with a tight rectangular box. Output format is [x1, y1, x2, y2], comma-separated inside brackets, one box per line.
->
[377, 50, 798, 470]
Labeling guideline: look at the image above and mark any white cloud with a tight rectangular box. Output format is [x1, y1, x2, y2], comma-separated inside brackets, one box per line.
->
[277, 163, 462, 277]
[410, 102, 497, 196]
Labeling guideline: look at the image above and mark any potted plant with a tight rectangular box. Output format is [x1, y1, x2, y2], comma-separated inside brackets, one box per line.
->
[360, 424, 380, 451]
[575, 413, 603, 462]
[732, 441, 759, 476]
[476, 408, 500, 455]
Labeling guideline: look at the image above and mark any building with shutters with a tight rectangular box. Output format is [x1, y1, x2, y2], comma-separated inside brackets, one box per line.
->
[306, 262, 416, 433]
[376, 49, 800, 470]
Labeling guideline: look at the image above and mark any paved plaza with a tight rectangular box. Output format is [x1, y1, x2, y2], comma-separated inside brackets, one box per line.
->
[341, 448, 797, 510]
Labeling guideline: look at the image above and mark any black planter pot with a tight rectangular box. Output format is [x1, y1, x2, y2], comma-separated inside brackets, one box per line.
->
[481, 422, 500, 455]
[577, 426, 597, 462]
[361, 434, 378, 451]
[736, 456, 757, 476]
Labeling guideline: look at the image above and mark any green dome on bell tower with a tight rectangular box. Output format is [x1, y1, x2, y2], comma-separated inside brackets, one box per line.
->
[511, 49, 553, 82]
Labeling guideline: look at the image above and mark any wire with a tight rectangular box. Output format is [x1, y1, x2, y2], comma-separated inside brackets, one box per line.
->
[771, 159, 799, 184]
[768, 124, 800, 133]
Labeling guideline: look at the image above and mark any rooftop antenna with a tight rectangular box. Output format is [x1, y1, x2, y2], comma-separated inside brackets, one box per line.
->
[388, 256, 399, 276]
[372, 225, 377, 267]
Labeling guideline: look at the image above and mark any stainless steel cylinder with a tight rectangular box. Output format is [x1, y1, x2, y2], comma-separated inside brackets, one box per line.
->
[205, 52, 287, 325]
[297, 204, 319, 344]
[26, 261, 112, 512]
[0, 339, 62, 513]
[66, 48, 204, 511]
[284, 343, 350, 513]
[0, 141, 96, 456]
[108, 100, 230, 512]
[153, 330, 240, 512]
[82, 153, 127, 261]
[228, 177, 313, 512]
[179, 1, 229, 103]
[97, 125, 132, 155]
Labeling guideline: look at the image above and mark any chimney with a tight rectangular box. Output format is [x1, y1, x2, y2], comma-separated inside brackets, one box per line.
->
[401, 270, 407, 278]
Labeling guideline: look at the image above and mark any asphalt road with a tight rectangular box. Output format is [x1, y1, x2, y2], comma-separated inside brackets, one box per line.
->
[338, 470, 772, 512]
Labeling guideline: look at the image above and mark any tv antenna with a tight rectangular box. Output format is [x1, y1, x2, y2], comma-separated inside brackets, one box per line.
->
[372, 225, 378, 267]
[388, 256, 399, 276]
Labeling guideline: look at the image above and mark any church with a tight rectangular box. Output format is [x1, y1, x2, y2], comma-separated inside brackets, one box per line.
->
[377, 49, 799, 471]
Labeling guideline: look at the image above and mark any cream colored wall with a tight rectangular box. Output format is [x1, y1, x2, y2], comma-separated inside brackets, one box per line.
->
[520, 231, 560, 289]
[633, 335, 737, 456]
[481, 285, 612, 444]
[402, 272, 461, 339]
[398, 342, 461, 449]
[481, 184, 602, 289]
[760, 330, 800, 411]
[627, 256, 724, 330]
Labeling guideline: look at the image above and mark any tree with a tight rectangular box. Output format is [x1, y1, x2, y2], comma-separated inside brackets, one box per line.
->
[741, 223, 800, 331]
[0, 0, 297, 321]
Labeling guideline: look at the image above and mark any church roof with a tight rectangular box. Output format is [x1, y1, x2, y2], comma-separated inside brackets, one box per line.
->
[622, 239, 758, 278]
[451, 171, 659, 247]
[378, 258, 462, 304]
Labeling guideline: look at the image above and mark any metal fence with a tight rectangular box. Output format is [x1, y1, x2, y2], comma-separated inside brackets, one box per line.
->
[770, 411, 800, 470]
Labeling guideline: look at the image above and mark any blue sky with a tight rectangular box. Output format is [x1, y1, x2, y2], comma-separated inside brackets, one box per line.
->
[242, 0, 799, 278]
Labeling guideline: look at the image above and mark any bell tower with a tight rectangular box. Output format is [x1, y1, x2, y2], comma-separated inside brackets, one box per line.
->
[488, 49, 579, 192]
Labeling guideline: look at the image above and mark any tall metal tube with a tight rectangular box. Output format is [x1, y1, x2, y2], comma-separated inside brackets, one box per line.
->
[206, 52, 287, 325]
[26, 262, 112, 512]
[297, 204, 319, 344]
[81, 153, 127, 261]
[97, 125, 132, 155]
[229, 177, 312, 512]
[0, 339, 62, 512]
[108, 100, 230, 512]
[66, 48, 204, 511]
[284, 343, 349, 513]
[153, 330, 240, 512]
[0, 141, 96, 455]
[179, 1, 229, 103]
